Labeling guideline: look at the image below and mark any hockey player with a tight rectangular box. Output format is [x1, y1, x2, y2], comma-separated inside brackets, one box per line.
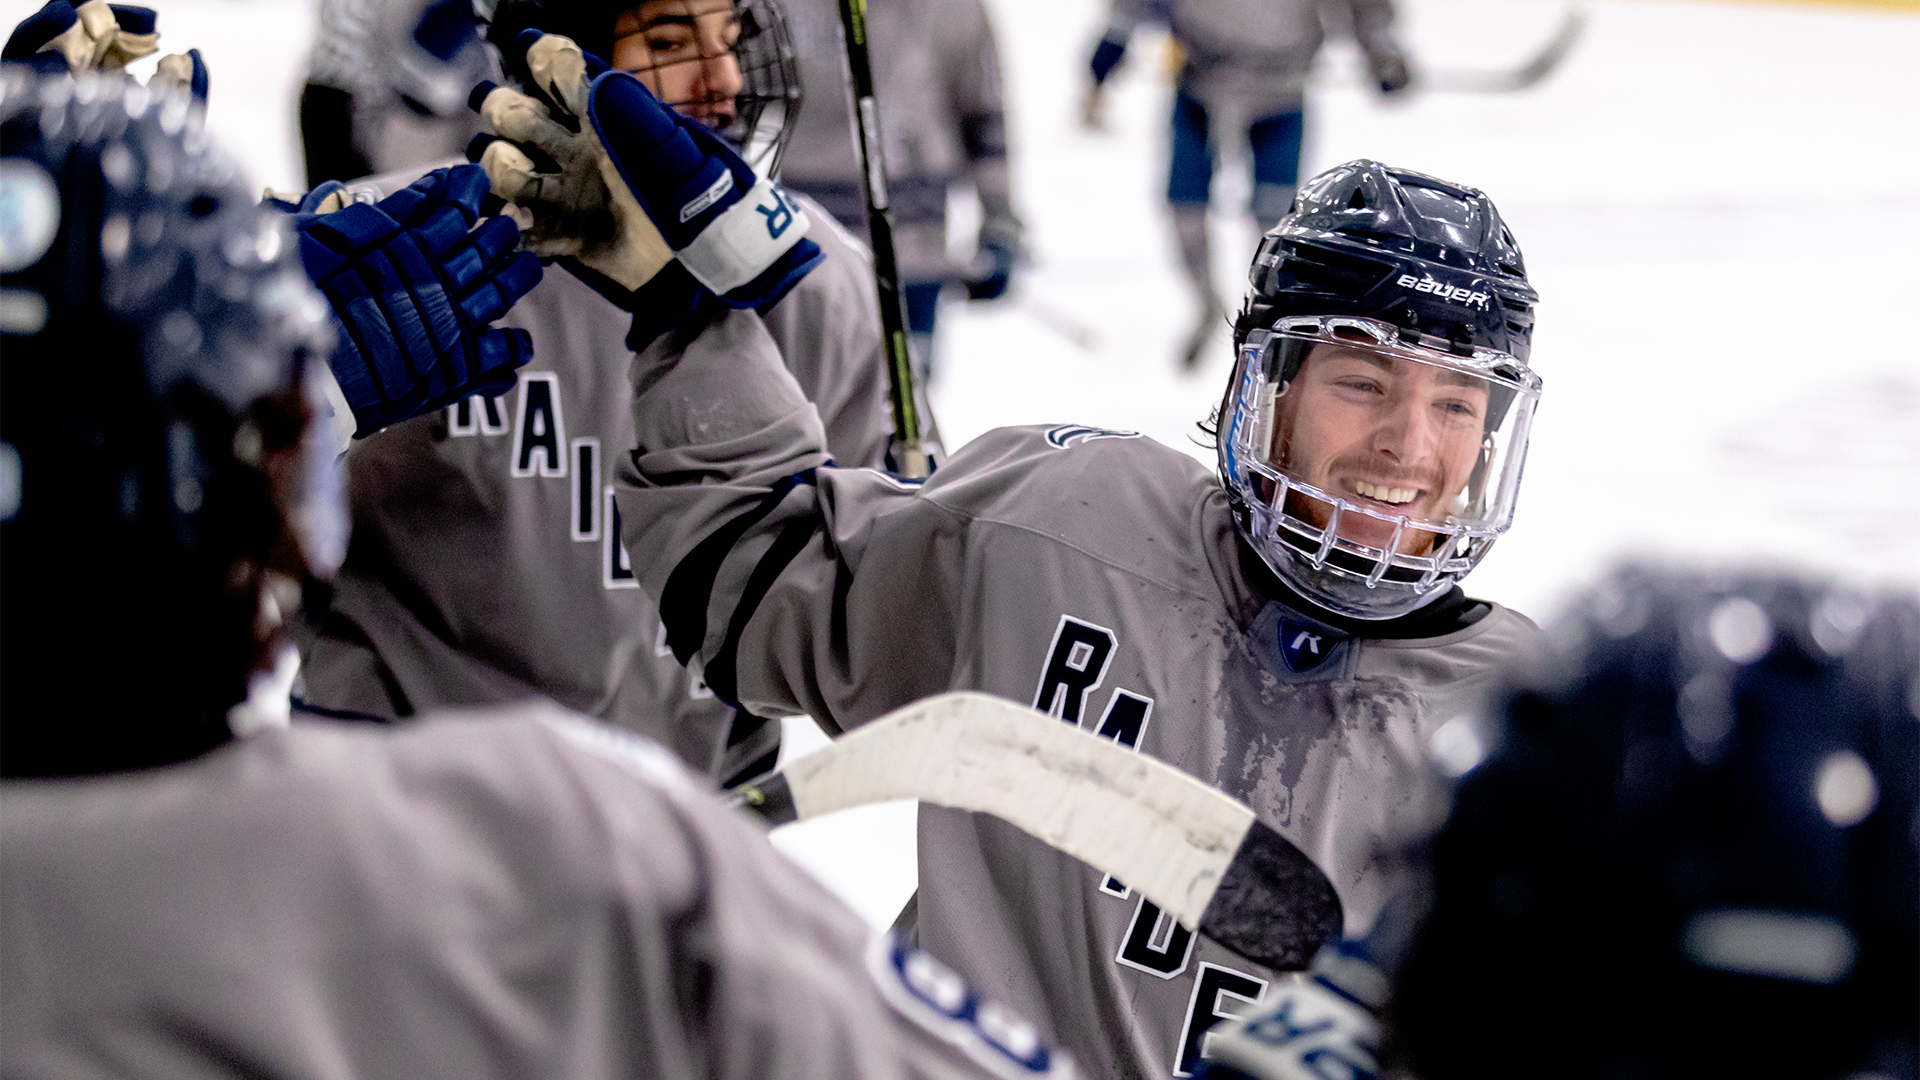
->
[1195, 567, 1919, 1080]
[596, 139, 1545, 1075]
[0, 69, 1072, 1080]
[297, 0, 903, 784]
[778, 0, 1019, 378]
[1083, 0, 1410, 369]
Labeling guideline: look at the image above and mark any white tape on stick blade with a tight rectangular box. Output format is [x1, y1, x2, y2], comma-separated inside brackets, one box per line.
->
[782, 692, 1255, 929]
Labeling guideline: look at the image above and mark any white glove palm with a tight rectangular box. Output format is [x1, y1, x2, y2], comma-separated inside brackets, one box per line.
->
[471, 34, 671, 291]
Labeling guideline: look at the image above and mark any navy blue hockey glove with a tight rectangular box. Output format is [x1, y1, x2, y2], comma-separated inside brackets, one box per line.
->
[585, 68, 821, 309]
[294, 163, 542, 437]
[4, 0, 206, 100]
[964, 211, 1022, 302]
[471, 31, 819, 347]
[1193, 941, 1384, 1080]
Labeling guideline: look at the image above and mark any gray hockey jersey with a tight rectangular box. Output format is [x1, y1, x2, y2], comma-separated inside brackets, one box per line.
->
[1109, 0, 1401, 119]
[613, 310, 1542, 1079]
[779, 0, 1011, 283]
[0, 704, 1069, 1080]
[298, 197, 892, 777]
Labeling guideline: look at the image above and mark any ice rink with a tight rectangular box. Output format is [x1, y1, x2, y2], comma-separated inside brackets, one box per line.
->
[10, 0, 1913, 928]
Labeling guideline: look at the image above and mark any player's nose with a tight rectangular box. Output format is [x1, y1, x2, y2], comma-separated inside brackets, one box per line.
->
[698, 52, 744, 110]
[1368, 393, 1438, 462]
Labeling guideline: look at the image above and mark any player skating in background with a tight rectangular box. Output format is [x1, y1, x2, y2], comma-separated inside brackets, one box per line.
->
[1083, 0, 1410, 370]
[0, 68, 1071, 1080]
[295, 0, 905, 786]
[571, 135, 1545, 1074]
[1195, 566, 1919, 1080]
[779, 0, 1019, 381]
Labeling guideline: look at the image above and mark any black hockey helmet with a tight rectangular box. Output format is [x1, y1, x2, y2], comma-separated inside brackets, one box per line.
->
[1219, 161, 1544, 620]
[1236, 159, 1538, 367]
[1391, 565, 1919, 1079]
[1, 69, 341, 777]
[487, 0, 801, 175]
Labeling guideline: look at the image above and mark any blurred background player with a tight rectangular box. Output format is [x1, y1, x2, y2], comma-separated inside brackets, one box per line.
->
[295, 0, 901, 788]
[299, 0, 496, 185]
[607, 151, 1546, 1075]
[779, 0, 1020, 382]
[1082, 0, 1410, 369]
[0, 65, 1073, 1080]
[1194, 566, 1918, 1080]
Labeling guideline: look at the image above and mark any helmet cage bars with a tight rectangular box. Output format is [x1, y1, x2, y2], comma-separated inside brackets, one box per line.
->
[613, 0, 801, 176]
[1220, 315, 1541, 620]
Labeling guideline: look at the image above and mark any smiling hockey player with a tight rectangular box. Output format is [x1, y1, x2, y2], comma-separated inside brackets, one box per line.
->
[596, 148, 1545, 1076]
[296, 0, 907, 785]
[0, 68, 1069, 1080]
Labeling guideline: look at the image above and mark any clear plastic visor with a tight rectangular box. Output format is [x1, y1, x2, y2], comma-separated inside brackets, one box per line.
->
[1222, 317, 1540, 570]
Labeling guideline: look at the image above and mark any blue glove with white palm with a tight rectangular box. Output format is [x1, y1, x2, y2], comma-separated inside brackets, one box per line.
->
[3, 0, 206, 100]
[470, 31, 820, 348]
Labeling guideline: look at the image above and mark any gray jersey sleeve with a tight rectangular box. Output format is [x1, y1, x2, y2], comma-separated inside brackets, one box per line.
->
[0, 708, 1068, 1079]
[297, 178, 892, 779]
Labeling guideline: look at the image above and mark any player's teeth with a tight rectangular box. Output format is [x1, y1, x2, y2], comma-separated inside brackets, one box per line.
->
[1353, 481, 1415, 505]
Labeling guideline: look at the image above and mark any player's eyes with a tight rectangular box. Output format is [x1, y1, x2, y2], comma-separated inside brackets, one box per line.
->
[1334, 378, 1383, 396]
[1434, 399, 1481, 423]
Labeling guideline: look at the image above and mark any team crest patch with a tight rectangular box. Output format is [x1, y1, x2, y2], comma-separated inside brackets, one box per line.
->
[1278, 619, 1346, 673]
[1045, 424, 1140, 450]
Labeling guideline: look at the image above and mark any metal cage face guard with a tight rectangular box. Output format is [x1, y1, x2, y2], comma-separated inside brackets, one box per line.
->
[1220, 316, 1542, 619]
[613, 0, 801, 176]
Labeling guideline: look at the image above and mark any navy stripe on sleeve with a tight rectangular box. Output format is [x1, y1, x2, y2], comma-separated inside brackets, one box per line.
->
[658, 469, 817, 666]
[703, 512, 822, 707]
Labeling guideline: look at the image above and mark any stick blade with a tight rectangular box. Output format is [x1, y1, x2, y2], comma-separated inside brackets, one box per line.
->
[1198, 818, 1345, 971]
[780, 692, 1257, 928]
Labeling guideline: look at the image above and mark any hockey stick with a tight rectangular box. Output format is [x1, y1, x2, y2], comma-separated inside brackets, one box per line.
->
[1015, 292, 1101, 353]
[734, 691, 1343, 971]
[1314, 5, 1587, 94]
[1418, 6, 1586, 93]
[835, 0, 930, 479]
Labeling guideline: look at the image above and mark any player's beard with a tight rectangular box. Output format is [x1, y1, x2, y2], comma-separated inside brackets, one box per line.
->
[1284, 453, 1453, 556]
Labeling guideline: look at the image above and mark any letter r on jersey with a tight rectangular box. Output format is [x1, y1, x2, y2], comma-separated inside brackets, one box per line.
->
[1032, 615, 1117, 726]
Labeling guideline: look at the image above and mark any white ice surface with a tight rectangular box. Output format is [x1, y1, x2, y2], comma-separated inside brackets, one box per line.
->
[10, 0, 1912, 929]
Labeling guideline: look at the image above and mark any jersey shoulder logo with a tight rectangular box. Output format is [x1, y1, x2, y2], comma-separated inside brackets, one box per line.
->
[1045, 424, 1140, 450]
[1278, 618, 1347, 674]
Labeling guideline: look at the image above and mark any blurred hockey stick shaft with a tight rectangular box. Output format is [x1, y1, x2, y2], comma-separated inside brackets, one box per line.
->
[732, 691, 1343, 970]
[1418, 5, 1586, 93]
[1015, 292, 1100, 352]
[835, 0, 930, 478]
[1315, 5, 1587, 94]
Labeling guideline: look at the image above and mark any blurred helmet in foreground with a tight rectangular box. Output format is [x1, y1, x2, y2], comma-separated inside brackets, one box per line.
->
[1393, 565, 1919, 1079]
[1220, 161, 1541, 620]
[1, 69, 341, 776]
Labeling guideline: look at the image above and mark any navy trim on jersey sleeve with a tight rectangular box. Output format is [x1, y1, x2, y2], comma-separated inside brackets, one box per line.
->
[659, 469, 819, 666]
[705, 512, 822, 706]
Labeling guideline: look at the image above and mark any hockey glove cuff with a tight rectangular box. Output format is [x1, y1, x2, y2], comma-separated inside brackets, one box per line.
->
[584, 69, 820, 310]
